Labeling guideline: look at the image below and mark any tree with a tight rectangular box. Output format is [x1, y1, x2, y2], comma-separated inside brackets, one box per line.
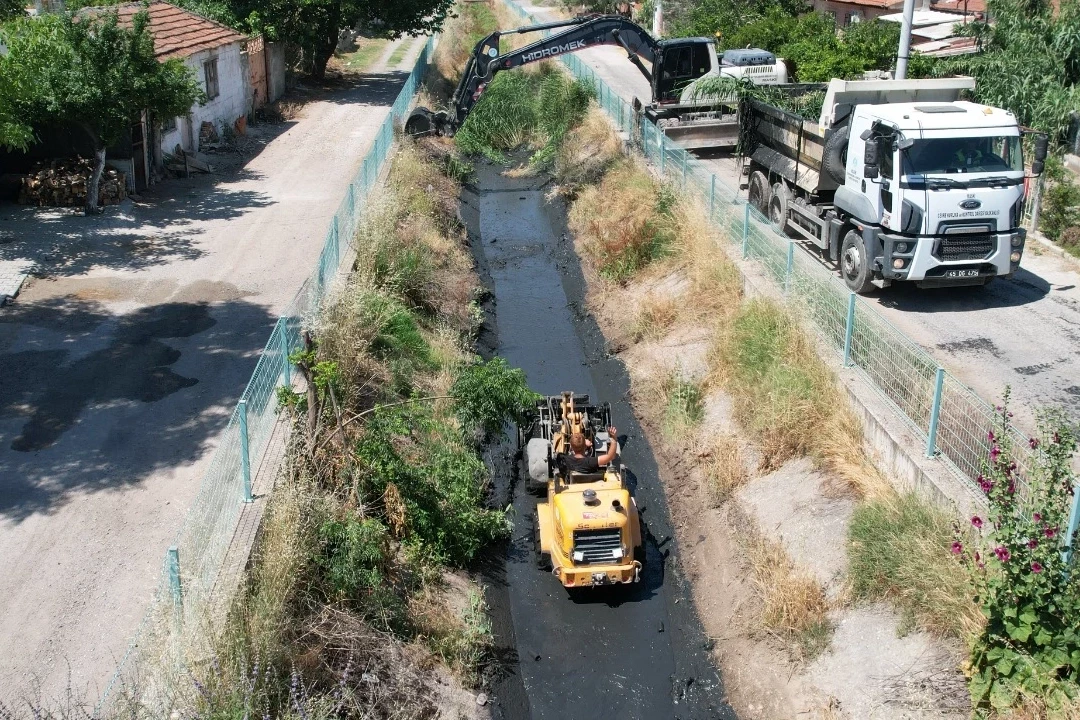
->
[0, 0, 25, 20]
[239, 0, 455, 79]
[937, 0, 1080, 144]
[0, 10, 203, 213]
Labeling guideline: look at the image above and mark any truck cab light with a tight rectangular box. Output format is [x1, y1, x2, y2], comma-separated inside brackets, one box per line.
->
[895, 242, 909, 253]
[1011, 251, 1022, 263]
[1011, 235, 1023, 247]
[892, 258, 906, 269]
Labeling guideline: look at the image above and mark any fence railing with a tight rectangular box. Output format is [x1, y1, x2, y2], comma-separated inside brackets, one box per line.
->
[95, 36, 435, 714]
[502, 0, 1080, 549]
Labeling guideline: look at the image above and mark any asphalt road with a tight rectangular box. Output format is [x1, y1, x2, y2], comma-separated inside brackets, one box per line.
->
[517, 0, 1080, 434]
[0, 42, 425, 705]
[464, 162, 734, 720]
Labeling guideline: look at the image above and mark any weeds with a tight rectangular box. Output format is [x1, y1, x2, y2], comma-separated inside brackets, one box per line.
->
[632, 293, 678, 342]
[663, 376, 705, 439]
[571, 162, 675, 283]
[455, 65, 593, 164]
[848, 493, 981, 639]
[703, 434, 749, 504]
[746, 531, 832, 660]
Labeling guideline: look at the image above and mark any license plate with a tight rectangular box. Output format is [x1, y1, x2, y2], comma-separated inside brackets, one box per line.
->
[945, 269, 980, 278]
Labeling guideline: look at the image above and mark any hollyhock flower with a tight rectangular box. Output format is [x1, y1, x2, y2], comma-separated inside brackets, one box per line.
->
[971, 516, 984, 529]
[988, 429, 997, 442]
[994, 546, 1011, 563]
[1028, 538, 1039, 550]
[990, 445, 1002, 462]
[1031, 562, 1043, 574]
[978, 477, 993, 494]
[1033, 512, 1042, 523]
[951, 541, 963, 555]
[1045, 527, 1057, 539]
[1029, 437, 1039, 449]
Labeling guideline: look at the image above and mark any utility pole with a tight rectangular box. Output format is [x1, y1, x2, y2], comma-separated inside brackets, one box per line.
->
[895, 0, 916, 79]
[653, 0, 663, 38]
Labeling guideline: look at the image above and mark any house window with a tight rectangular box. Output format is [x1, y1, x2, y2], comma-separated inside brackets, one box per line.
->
[162, 115, 177, 132]
[204, 59, 220, 100]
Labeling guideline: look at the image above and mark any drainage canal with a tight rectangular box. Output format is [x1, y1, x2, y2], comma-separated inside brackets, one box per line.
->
[464, 159, 736, 720]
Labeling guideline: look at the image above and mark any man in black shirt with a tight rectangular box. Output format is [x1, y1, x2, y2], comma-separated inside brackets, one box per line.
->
[563, 426, 619, 475]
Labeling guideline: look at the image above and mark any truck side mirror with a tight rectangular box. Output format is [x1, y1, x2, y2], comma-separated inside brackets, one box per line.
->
[1032, 135, 1049, 175]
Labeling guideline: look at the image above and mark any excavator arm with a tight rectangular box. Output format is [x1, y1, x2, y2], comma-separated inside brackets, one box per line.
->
[406, 15, 658, 137]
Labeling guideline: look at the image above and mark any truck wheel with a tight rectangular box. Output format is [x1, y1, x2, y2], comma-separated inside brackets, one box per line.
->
[748, 170, 771, 215]
[823, 126, 850, 185]
[769, 182, 790, 232]
[840, 230, 874, 294]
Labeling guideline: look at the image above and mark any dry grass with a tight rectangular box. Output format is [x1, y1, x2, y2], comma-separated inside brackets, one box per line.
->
[570, 161, 674, 283]
[1004, 695, 1080, 720]
[703, 434, 749, 504]
[632, 292, 679, 342]
[746, 530, 832, 660]
[554, 107, 623, 193]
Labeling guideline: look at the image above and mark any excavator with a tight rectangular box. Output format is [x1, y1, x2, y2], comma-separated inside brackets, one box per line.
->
[519, 391, 644, 589]
[405, 14, 788, 150]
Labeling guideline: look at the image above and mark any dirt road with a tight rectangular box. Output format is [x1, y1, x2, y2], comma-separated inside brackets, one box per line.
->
[0, 41, 422, 705]
[516, 0, 1080, 434]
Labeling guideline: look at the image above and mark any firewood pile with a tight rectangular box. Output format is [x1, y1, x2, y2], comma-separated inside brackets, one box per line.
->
[18, 158, 127, 208]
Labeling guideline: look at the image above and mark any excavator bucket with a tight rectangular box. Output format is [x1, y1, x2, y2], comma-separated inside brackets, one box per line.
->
[404, 107, 451, 138]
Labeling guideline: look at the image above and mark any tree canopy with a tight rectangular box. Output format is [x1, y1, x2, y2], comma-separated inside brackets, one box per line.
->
[0, 0, 24, 21]
[935, 0, 1080, 144]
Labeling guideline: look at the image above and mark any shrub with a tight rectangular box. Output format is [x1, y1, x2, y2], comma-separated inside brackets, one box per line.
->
[317, 516, 408, 630]
[1059, 226, 1080, 257]
[1041, 157, 1080, 242]
[450, 356, 539, 439]
[958, 393, 1080, 712]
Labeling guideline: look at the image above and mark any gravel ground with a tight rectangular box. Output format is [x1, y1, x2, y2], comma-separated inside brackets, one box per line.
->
[0, 40, 422, 706]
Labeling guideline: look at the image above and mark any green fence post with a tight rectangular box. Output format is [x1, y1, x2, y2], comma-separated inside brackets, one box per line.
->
[842, 292, 856, 367]
[925, 368, 946, 457]
[659, 132, 666, 175]
[785, 240, 794, 293]
[1063, 482, 1080, 569]
[709, 174, 716, 219]
[278, 317, 291, 387]
[239, 399, 253, 503]
[167, 546, 182, 616]
[742, 202, 750, 258]
[682, 152, 687, 186]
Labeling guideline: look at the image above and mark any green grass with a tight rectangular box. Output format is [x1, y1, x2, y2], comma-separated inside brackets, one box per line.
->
[386, 37, 414, 67]
[455, 66, 593, 163]
[662, 376, 705, 440]
[341, 38, 389, 72]
[848, 493, 980, 638]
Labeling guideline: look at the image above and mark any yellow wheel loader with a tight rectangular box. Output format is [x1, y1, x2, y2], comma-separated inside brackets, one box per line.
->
[519, 392, 644, 588]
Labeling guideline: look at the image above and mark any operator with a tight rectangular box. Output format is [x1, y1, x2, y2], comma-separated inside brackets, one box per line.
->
[564, 426, 619, 474]
[953, 138, 986, 168]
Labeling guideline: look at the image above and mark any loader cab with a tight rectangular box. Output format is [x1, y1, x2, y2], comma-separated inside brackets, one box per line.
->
[653, 38, 716, 103]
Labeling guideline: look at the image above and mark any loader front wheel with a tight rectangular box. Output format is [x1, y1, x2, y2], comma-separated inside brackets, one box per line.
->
[534, 513, 552, 573]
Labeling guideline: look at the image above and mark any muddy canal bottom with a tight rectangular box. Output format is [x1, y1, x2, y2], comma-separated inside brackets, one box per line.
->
[463, 160, 734, 720]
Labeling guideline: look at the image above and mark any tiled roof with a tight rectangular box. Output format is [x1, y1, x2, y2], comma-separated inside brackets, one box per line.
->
[110, 1, 246, 60]
[930, 0, 987, 16]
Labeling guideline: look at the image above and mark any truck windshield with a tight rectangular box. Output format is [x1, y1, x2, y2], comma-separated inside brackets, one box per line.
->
[902, 136, 1023, 175]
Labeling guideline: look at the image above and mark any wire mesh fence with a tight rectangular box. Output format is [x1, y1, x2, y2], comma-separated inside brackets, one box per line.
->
[503, 0, 1053, 507]
[95, 37, 434, 714]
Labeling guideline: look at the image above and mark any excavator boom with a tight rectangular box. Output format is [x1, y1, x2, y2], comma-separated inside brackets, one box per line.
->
[406, 15, 658, 137]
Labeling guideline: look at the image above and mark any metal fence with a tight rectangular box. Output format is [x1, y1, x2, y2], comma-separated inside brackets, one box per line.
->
[502, 1, 1080, 540]
[95, 36, 435, 714]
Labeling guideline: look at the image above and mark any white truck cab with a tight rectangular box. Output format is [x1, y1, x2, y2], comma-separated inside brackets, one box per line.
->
[842, 99, 1028, 287]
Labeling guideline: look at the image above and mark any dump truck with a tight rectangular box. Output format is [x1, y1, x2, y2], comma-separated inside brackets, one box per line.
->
[404, 14, 785, 151]
[519, 392, 644, 589]
[741, 78, 1049, 293]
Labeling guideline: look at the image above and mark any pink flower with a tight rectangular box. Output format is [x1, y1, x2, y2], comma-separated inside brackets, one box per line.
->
[990, 445, 1002, 462]
[1045, 527, 1057, 539]
[951, 541, 963, 555]
[988, 429, 997, 442]
[994, 546, 1011, 563]
[1031, 562, 1043, 574]
[971, 516, 984, 529]
[1007, 480, 1016, 495]
[978, 477, 993, 494]
[1033, 512, 1042, 523]
[1028, 538, 1039, 550]
[1029, 437, 1039, 449]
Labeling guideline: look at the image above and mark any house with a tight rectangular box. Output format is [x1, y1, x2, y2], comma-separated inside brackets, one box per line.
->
[878, 6, 981, 57]
[809, 0, 905, 27]
[111, 1, 287, 184]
